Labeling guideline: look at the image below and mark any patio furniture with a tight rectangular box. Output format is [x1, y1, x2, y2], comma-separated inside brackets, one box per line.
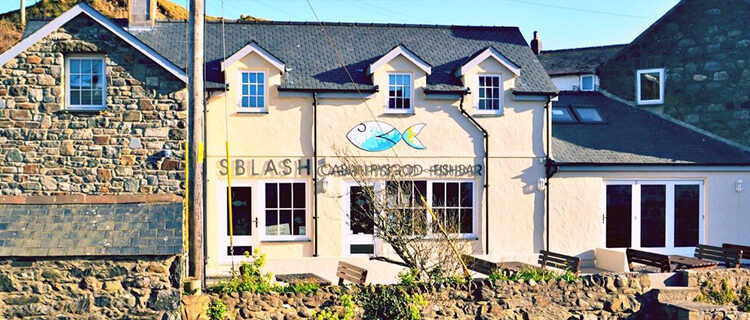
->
[538, 250, 582, 276]
[723, 243, 750, 264]
[626, 249, 672, 272]
[337, 261, 368, 285]
[462, 254, 499, 275]
[275, 273, 332, 286]
[670, 254, 718, 270]
[694, 244, 742, 268]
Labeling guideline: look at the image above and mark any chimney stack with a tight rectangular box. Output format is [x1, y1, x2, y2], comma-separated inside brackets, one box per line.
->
[531, 31, 542, 55]
[128, 0, 157, 29]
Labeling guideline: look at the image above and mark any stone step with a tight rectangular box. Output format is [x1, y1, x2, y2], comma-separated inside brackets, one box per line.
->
[661, 301, 740, 320]
[647, 272, 687, 288]
[654, 287, 701, 304]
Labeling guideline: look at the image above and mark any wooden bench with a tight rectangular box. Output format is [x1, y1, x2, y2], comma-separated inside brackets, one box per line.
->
[462, 254, 499, 275]
[337, 261, 368, 285]
[626, 249, 672, 272]
[695, 244, 742, 268]
[723, 243, 750, 264]
[538, 250, 581, 276]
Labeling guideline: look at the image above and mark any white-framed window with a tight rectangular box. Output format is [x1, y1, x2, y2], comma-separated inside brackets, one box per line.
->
[387, 73, 413, 113]
[580, 74, 595, 91]
[603, 180, 703, 255]
[551, 107, 577, 123]
[572, 106, 605, 123]
[636, 68, 665, 105]
[385, 180, 476, 237]
[477, 74, 502, 114]
[239, 71, 266, 112]
[65, 56, 106, 111]
[263, 181, 307, 240]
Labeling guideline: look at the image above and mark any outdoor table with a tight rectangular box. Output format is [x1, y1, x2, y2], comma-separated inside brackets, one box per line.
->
[275, 273, 332, 286]
[498, 261, 541, 272]
[669, 255, 718, 270]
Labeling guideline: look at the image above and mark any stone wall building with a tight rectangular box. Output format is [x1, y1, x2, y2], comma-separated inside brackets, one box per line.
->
[597, 0, 750, 147]
[0, 2, 184, 319]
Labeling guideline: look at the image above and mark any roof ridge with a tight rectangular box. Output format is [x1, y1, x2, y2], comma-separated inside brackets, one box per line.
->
[540, 44, 628, 54]
[190, 19, 521, 30]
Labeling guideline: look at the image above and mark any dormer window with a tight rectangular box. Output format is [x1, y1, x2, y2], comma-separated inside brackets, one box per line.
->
[477, 75, 502, 114]
[239, 71, 266, 112]
[580, 75, 595, 91]
[636, 68, 664, 105]
[387, 73, 412, 113]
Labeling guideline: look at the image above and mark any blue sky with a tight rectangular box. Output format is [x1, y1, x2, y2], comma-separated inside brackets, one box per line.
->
[2, 0, 679, 50]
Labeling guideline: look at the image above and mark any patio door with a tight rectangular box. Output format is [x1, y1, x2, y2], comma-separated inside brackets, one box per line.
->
[219, 184, 259, 261]
[343, 183, 378, 256]
[604, 181, 703, 255]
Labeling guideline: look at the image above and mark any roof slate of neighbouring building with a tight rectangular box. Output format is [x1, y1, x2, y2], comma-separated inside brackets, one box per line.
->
[551, 91, 750, 165]
[537, 44, 626, 76]
[0, 202, 183, 257]
[24, 19, 558, 94]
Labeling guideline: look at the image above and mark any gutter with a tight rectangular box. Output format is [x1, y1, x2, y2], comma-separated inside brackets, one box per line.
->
[457, 91, 490, 255]
[277, 86, 379, 93]
[312, 92, 319, 257]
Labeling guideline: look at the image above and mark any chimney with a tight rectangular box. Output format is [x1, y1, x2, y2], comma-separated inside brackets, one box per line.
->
[128, 0, 157, 29]
[531, 31, 542, 55]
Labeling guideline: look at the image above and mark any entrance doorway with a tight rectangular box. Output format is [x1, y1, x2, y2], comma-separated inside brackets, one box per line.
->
[343, 183, 378, 256]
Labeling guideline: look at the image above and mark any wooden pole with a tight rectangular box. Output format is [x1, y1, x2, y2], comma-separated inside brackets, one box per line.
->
[20, 0, 25, 26]
[187, 0, 205, 285]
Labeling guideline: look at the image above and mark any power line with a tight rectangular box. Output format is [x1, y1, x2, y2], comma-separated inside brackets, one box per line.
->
[506, 0, 654, 20]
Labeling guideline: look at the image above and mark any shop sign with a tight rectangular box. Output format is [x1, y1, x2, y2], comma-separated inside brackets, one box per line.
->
[218, 159, 482, 177]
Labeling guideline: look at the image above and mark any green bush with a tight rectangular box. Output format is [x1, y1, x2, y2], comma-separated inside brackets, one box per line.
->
[275, 280, 320, 294]
[488, 267, 577, 283]
[398, 268, 420, 286]
[207, 250, 320, 295]
[737, 286, 750, 312]
[312, 294, 356, 320]
[357, 285, 427, 320]
[696, 280, 738, 305]
[206, 299, 227, 320]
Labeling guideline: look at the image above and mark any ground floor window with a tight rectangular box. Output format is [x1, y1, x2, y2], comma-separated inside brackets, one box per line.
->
[385, 180, 475, 236]
[264, 182, 307, 237]
[605, 181, 702, 252]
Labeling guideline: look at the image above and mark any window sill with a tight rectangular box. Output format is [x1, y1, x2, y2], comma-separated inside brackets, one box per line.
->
[237, 109, 268, 114]
[382, 110, 415, 116]
[473, 111, 504, 117]
[260, 238, 311, 243]
[636, 100, 663, 106]
[62, 108, 106, 114]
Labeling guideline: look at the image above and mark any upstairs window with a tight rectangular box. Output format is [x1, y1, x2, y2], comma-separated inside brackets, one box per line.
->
[572, 107, 605, 123]
[240, 71, 266, 111]
[636, 68, 664, 105]
[66, 56, 106, 111]
[387, 73, 412, 113]
[477, 75, 502, 114]
[551, 107, 576, 123]
[580, 75, 595, 91]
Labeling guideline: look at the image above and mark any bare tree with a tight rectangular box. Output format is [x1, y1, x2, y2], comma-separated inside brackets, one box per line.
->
[332, 147, 470, 281]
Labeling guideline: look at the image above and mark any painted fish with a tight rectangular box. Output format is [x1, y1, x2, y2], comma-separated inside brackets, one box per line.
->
[232, 200, 248, 207]
[347, 121, 426, 152]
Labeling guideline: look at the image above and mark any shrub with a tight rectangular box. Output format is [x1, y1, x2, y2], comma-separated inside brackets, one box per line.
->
[312, 294, 356, 320]
[358, 285, 427, 320]
[398, 268, 420, 286]
[208, 250, 274, 294]
[275, 280, 320, 294]
[695, 280, 738, 305]
[488, 268, 577, 283]
[206, 299, 227, 320]
[738, 286, 750, 312]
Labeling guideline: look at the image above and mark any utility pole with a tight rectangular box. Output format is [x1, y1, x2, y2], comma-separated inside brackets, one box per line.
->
[187, 0, 205, 286]
[20, 0, 25, 27]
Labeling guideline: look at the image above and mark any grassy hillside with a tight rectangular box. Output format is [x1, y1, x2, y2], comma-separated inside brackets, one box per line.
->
[0, 0, 262, 53]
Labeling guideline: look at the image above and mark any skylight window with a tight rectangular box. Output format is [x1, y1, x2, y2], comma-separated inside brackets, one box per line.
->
[573, 107, 605, 123]
[551, 107, 576, 123]
[580, 75, 595, 91]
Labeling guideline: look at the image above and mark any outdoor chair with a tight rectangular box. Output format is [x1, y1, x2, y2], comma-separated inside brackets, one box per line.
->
[626, 249, 672, 272]
[538, 250, 582, 276]
[695, 244, 742, 268]
[337, 261, 368, 285]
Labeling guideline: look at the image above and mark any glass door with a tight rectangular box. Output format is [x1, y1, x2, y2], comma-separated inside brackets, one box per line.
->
[343, 183, 378, 256]
[224, 186, 257, 258]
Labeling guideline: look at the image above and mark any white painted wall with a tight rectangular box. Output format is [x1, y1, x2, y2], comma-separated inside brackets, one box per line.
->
[550, 74, 599, 91]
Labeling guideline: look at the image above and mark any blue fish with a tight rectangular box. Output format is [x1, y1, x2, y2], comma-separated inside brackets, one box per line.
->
[232, 200, 247, 207]
[347, 121, 426, 152]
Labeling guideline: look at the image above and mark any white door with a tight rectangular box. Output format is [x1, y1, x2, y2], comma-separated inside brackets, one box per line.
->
[218, 183, 259, 263]
[342, 183, 379, 256]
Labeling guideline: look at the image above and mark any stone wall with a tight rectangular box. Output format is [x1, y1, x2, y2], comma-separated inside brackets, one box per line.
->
[0, 14, 187, 196]
[206, 273, 654, 320]
[597, 0, 750, 147]
[685, 268, 750, 293]
[0, 255, 181, 320]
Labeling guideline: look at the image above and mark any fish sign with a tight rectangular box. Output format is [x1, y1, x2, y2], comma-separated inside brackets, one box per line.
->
[346, 121, 426, 152]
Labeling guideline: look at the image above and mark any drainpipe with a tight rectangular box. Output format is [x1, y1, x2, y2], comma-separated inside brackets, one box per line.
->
[544, 95, 558, 251]
[457, 91, 490, 255]
[312, 92, 319, 257]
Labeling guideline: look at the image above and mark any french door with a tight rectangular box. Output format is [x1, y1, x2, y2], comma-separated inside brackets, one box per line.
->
[603, 180, 703, 255]
[342, 183, 379, 256]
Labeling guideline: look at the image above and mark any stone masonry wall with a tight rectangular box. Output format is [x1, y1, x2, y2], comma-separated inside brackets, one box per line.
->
[0, 14, 187, 196]
[0, 255, 181, 320]
[207, 273, 655, 320]
[597, 0, 750, 146]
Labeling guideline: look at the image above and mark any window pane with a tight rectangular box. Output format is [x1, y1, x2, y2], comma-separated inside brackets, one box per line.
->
[674, 185, 699, 247]
[279, 210, 292, 235]
[575, 107, 604, 123]
[414, 181, 427, 206]
[71, 75, 81, 89]
[640, 185, 666, 248]
[249, 72, 256, 83]
[92, 90, 102, 105]
[350, 186, 375, 235]
[388, 98, 395, 109]
[70, 59, 80, 73]
[551, 107, 576, 123]
[265, 183, 277, 208]
[292, 183, 305, 208]
[242, 73, 249, 83]
[403, 98, 410, 109]
[460, 183, 472, 207]
[81, 90, 92, 105]
[265, 210, 278, 235]
[70, 90, 80, 105]
[446, 209, 459, 233]
[432, 183, 445, 207]
[257, 97, 264, 108]
[460, 208, 472, 233]
[92, 60, 102, 74]
[606, 185, 632, 248]
[80, 75, 92, 88]
[81, 59, 92, 73]
[279, 183, 292, 208]
[293, 210, 306, 235]
[640, 71, 661, 101]
[242, 84, 249, 95]
[242, 97, 249, 108]
[389, 75, 395, 85]
[446, 183, 459, 207]
[257, 73, 264, 82]
[229, 187, 252, 236]
[479, 77, 485, 86]
[581, 76, 594, 90]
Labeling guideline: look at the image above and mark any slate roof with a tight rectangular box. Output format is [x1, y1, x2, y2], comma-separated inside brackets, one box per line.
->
[0, 202, 183, 257]
[25, 19, 557, 94]
[537, 44, 625, 76]
[551, 91, 750, 165]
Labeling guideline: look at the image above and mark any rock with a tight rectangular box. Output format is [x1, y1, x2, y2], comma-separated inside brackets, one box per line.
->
[129, 137, 144, 149]
[103, 280, 123, 293]
[704, 61, 722, 71]
[93, 135, 110, 145]
[148, 289, 180, 311]
[60, 141, 75, 156]
[145, 127, 170, 137]
[96, 169, 112, 182]
[41, 176, 57, 191]
[123, 110, 143, 122]
[80, 276, 101, 291]
[9, 109, 32, 120]
[714, 71, 729, 81]
[5, 149, 23, 162]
